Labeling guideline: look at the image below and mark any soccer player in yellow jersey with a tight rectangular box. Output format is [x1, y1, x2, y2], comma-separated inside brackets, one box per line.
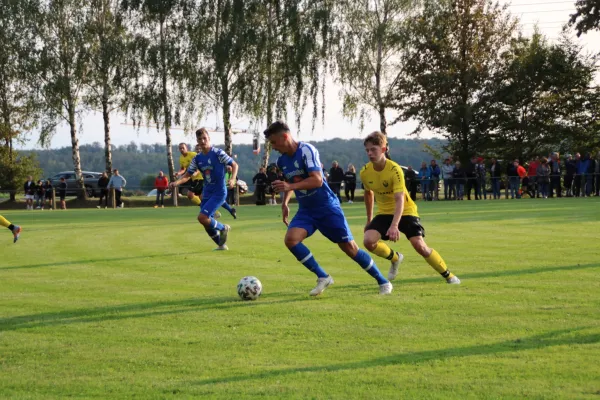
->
[0, 215, 21, 243]
[176, 143, 203, 206]
[360, 131, 460, 284]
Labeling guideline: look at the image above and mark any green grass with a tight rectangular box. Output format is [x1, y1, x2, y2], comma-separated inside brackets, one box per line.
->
[1, 199, 599, 399]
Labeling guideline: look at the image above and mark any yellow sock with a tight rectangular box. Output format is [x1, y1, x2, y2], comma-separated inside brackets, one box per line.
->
[425, 249, 455, 280]
[190, 195, 201, 206]
[0, 215, 11, 228]
[372, 241, 399, 263]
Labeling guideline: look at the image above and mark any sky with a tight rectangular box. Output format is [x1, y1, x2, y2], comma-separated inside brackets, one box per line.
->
[17, 0, 600, 151]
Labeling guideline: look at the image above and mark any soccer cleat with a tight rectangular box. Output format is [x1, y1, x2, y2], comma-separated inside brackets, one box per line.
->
[309, 275, 334, 296]
[379, 282, 393, 295]
[388, 252, 404, 281]
[161, 205, 164, 208]
[12, 225, 21, 243]
[231, 208, 237, 219]
[96, 206, 101, 209]
[214, 244, 229, 251]
[218, 224, 230, 246]
[154, 205, 158, 208]
[215, 210, 222, 219]
[447, 276, 461, 284]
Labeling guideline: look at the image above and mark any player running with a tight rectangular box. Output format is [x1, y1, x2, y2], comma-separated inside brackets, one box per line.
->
[175, 143, 204, 207]
[360, 131, 460, 284]
[170, 128, 239, 250]
[265, 121, 392, 296]
[1, 215, 21, 243]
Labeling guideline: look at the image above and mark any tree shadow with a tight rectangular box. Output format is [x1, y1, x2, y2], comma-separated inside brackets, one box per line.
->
[0, 292, 308, 332]
[0, 252, 201, 270]
[331, 262, 600, 292]
[192, 327, 599, 386]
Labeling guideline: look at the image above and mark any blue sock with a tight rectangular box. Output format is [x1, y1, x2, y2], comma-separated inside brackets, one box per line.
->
[209, 217, 225, 231]
[353, 249, 388, 285]
[289, 243, 329, 278]
[221, 202, 233, 213]
[205, 227, 220, 245]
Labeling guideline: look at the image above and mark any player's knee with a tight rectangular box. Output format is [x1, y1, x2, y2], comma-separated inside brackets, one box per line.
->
[284, 235, 300, 249]
[363, 231, 379, 251]
[187, 192, 195, 200]
[339, 241, 359, 258]
[197, 213, 210, 225]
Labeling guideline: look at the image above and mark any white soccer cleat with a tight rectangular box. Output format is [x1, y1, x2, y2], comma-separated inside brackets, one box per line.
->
[379, 282, 393, 295]
[447, 276, 461, 284]
[309, 275, 334, 296]
[214, 244, 229, 251]
[388, 252, 404, 281]
[215, 210, 222, 219]
[217, 224, 230, 246]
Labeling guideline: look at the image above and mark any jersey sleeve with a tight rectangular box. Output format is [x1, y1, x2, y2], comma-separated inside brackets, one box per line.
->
[391, 164, 406, 194]
[186, 156, 199, 175]
[215, 148, 234, 166]
[300, 144, 321, 173]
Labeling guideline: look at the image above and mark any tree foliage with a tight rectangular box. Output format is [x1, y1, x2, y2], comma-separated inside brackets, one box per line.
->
[570, 0, 600, 37]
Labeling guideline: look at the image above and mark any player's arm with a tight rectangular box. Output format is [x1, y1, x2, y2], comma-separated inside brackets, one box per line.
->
[391, 192, 405, 228]
[170, 171, 192, 187]
[364, 189, 374, 224]
[289, 171, 322, 191]
[228, 161, 239, 187]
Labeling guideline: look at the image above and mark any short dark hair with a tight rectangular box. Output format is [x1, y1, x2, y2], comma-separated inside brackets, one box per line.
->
[195, 128, 209, 142]
[264, 121, 290, 138]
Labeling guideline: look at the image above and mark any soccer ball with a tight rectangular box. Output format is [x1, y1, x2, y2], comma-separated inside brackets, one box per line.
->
[237, 276, 262, 301]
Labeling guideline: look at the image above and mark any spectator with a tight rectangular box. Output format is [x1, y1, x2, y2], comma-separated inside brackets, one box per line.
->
[506, 160, 520, 199]
[466, 156, 479, 200]
[585, 152, 594, 197]
[253, 167, 268, 205]
[35, 179, 45, 209]
[528, 156, 540, 197]
[573, 153, 583, 197]
[154, 171, 169, 208]
[441, 158, 454, 200]
[517, 161, 527, 199]
[476, 157, 487, 200]
[405, 165, 418, 201]
[429, 160, 441, 200]
[344, 164, 357, 203]
[97, 172, 109, 209]
[565, 154, 577, 197]
[328, 161, 344, 203]
[549, 152, 562, 198]
[489, 158, 502, 199]
[452, 161, 466, 200]
[107, 169, 127, 208]
[595, 151, 600, 197]
[419, 161, 431, 201]
[58, 177, 67, 209]
[24, 176, 35, 210]
[267, 165, 278, 205]
[44, 179, 53, 210]
[536, 157, 551, 198]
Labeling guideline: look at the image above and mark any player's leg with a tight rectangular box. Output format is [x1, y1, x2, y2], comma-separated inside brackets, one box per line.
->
[286, 212, 332, 296]
[220, 201, 237, 219]
[318, 207, 391, 294]
[197, 194, 230, 248]
[187, 181, 201, 206]
[363, 217, 404, 281]
[1, 215, 21, 243]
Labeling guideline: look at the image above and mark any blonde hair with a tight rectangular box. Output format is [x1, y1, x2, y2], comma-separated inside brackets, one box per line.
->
[363, 131, 387, 147]
[348, 164, 356, 173]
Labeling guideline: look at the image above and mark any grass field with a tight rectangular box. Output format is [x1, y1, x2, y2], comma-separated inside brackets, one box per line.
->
[1, 199, 599, 399]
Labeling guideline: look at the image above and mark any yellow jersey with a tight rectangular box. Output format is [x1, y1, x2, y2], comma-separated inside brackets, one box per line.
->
[360, 160, 419, 217]
[179, 151, 203, 181]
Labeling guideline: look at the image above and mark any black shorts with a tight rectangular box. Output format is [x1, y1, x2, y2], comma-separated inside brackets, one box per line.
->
[365, 215, 425, 240]
[191, 180, 204, 196]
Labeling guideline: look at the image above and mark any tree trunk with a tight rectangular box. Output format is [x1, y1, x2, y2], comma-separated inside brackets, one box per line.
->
[102, 90, 113, 176]
[260, 1, 274, 169]
[160, 17, 175, 181]
[379, 104, 387, 135]
[222, 82, 233, 156]
[68, 102, 86, 200]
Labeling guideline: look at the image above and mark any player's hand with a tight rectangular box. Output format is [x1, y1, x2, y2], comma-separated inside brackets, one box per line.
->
[386, 226, 400, 242]
[282, 204, 290, 227]
[227, 179, 235, 189]
[169, 181, 177, 189]
[272, 180, 290, 192]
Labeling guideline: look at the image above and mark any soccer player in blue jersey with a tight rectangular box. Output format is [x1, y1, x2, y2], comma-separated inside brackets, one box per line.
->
[170, 128, 239, 250]
[266, 121, 393, 295]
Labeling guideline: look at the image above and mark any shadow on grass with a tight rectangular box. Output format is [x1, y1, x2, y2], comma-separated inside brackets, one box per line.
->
[193, 328, 599, 386]
[0, 252, 201, 270]
[0, 292, 308, 332]
[331, 262, 600, 292]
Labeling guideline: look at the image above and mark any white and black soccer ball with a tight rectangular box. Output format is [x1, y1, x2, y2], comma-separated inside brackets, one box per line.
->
[237, 276, 262, 301]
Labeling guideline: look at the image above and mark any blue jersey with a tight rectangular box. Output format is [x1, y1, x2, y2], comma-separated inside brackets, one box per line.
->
[276, 142, 339, 209]
[188, 147, 233, 197]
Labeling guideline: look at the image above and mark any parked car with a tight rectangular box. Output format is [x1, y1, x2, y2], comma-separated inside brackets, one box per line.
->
[50, 171, 103, 198]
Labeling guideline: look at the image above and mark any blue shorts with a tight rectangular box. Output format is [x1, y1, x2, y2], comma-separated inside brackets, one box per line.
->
[200, 193, 226, 218]
[288, 205, 353, 243]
